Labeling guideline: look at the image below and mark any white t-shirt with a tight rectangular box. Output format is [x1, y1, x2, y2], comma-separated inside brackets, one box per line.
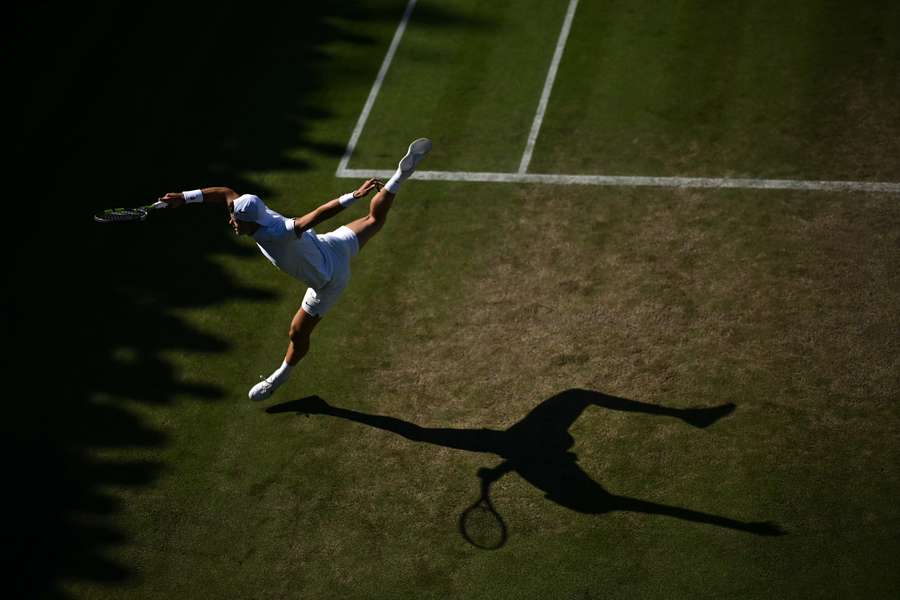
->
[252, 206, 333, 290]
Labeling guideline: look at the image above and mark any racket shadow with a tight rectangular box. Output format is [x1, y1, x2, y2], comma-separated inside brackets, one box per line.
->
[458, 468, 508, 550]
[267, 390, 784, 548]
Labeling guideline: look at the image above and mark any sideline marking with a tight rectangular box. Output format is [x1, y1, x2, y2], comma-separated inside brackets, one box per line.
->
[337, 168, 900, 193]
[336, 0, 418, 174]
[518, 0, 579, 174]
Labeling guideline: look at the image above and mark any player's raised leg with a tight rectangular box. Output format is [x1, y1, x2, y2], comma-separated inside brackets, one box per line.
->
[346, 138, 431, 250]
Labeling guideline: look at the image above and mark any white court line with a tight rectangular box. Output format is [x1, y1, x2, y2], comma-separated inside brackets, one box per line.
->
[338, 168, 900, 193]
[336, 0, 418, 174]
[518, 0, 579, 174]
[335, 0, 899, 194]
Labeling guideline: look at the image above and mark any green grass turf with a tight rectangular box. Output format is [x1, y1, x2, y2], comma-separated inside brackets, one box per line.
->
[532, 0, 900, 181]
[9, 1, 900, 598]
[350, 0, 571, 172]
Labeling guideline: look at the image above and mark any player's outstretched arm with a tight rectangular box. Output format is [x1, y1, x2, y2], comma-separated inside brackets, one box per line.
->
[158, 187, 240, 209]
[293, 178, 382, 235]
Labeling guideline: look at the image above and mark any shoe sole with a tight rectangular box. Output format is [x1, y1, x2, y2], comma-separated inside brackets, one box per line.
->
[398, 138, 432, 174]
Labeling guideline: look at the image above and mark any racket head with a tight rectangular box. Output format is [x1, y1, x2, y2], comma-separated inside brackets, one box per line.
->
[459, 501, 507, 550]
[93, 207, 151, 223]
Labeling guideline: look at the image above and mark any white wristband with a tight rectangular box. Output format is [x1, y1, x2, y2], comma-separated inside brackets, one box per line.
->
[338, 192, 357, 207]
[183, 189, 203, 204]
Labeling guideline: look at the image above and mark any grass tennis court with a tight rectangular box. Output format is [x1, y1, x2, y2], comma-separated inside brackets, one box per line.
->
[9, 1, 900, 598]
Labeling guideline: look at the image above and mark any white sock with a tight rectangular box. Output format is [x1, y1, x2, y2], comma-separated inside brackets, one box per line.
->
[268, 361, 294, 386]
[385, 168, 404, 193]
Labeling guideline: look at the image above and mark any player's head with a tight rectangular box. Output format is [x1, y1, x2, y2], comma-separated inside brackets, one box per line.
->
[229, 194, 274, 235]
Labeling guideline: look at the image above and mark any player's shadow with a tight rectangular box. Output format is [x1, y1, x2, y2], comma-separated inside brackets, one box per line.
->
[268, 389, 784, 547]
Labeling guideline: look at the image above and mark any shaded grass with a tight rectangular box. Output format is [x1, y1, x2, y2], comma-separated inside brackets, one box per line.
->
[7, 1, 425, 597]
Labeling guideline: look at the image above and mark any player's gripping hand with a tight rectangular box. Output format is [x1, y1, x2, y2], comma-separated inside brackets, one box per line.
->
[158, 192, 185, 208]
[353, 178, 383, 199]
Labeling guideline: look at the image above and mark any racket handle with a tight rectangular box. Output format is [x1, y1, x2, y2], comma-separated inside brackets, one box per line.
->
[151, 200, 167, 209]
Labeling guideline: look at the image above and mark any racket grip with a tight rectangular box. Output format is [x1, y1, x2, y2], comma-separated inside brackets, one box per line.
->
[151, 200, 167, 209]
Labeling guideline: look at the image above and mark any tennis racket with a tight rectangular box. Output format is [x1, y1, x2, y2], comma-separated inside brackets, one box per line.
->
[459, 468, 508, 550]
[94, 200, 167, 223]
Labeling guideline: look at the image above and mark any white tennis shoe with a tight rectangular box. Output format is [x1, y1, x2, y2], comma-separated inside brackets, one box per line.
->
[398, 138, 432, 177]
[248, 377, 279, 401]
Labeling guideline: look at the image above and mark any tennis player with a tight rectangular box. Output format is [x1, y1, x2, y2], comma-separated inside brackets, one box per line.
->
[159, 138, 432, 400]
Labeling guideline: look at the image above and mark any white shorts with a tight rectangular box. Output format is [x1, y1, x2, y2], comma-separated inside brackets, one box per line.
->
[301, 226, 360, 317]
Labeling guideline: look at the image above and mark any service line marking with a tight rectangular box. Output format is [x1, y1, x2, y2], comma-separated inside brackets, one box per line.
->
[338, 168, 900, 193]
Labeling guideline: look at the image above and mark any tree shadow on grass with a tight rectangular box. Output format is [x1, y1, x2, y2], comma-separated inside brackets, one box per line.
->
[5, 1, 492, 596]
[268, 389, 784, 548]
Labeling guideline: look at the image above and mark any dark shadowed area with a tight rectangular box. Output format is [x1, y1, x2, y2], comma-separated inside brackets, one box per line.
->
[5, 1, 395, 597]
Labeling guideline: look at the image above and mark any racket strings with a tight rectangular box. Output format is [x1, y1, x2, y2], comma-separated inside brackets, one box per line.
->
[94, 208, 147, 223]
